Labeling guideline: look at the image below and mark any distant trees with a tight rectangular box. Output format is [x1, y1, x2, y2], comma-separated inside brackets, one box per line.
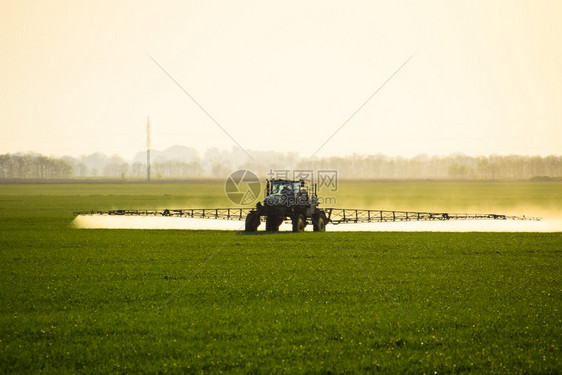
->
[151, 161, 204, 178]
[0, 151, 560, 180]
[0, 154, 72, 179]
[103, 162, 129, 178]
[296, 154, 562, 180]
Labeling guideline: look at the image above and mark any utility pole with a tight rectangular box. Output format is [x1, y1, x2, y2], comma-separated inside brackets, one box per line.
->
[146, 116, 151, 181]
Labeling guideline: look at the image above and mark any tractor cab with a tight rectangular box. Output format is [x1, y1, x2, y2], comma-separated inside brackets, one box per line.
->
[264, 179, 314, 207]
[269, 180, 302, 197]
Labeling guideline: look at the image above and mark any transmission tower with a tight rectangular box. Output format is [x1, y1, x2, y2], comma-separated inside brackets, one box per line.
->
[146, 116, 151, 181]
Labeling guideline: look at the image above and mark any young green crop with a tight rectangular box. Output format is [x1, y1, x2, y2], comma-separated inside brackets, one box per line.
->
[0, 182, 560, 373]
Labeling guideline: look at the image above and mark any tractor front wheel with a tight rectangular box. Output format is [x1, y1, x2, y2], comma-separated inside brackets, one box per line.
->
[292, 214, 306, 232]
[245, 212, 260, 232]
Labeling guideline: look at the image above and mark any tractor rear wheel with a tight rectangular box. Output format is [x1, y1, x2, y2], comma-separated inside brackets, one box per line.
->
[245, 212, 260, 232]
[313, 212, 327, 232]
[292, 214, 306, 232]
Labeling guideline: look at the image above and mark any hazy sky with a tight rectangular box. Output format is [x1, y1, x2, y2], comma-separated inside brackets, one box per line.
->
[1, 0, 561, 160]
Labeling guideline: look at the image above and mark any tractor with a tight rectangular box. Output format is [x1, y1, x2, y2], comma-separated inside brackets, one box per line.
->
[244, 179, 328, 232]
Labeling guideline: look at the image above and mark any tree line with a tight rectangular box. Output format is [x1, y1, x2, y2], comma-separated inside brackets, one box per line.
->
[0, 154, 72, 179]
[296, 154, 562, 180]
[0, 152, 560, 180]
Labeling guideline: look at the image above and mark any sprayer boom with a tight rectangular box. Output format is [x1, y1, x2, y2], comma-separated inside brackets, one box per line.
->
[74, 207, 539, 225]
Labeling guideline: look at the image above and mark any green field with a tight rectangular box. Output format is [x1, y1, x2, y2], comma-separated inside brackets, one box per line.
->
[0, 182, 561, 373]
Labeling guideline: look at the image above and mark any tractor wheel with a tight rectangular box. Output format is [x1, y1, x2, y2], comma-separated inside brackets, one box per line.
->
[265, 215, 281, 232]
[292, 214, 306, 232]
[313, 212, 327, 232]
[244, 212, 260, 232]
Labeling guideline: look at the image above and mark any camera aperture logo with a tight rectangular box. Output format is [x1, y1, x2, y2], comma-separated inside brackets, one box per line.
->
[225, 170, 261, 205]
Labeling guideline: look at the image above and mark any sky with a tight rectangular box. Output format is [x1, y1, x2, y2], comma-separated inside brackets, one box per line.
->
[1, 0, 561, 160]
